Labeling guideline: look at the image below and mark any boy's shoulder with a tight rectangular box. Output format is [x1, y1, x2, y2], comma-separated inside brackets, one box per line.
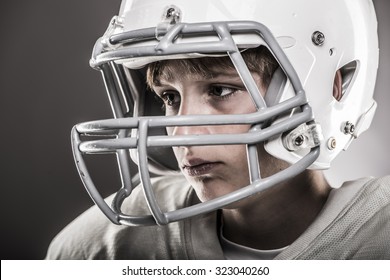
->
[45, 175, 195, 259]
[277, 175, 390, 259]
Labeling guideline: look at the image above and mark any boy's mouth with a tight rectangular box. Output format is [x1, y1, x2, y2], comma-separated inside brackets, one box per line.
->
[182, 158, 221, 177]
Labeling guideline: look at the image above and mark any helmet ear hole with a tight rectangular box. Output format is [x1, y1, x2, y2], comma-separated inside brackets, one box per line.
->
[333, 70, 343, 101]
[335, 60, 358, 102]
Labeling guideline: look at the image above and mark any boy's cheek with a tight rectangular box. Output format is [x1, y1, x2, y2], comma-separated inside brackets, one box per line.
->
[166, 127, 174, 135]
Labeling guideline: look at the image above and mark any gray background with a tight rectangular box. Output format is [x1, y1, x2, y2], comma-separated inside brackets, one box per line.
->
[0, 0, 388, 259]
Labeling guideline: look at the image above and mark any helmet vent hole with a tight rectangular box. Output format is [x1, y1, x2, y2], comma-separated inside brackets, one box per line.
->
[329, 48, 336, 56]
[336, 60, 358, 102]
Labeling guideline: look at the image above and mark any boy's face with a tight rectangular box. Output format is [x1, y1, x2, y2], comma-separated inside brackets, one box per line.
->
[151, 62, 272, 203]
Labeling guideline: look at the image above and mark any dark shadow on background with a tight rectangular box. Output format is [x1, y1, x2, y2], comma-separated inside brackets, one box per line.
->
[0, 0, 122, 259]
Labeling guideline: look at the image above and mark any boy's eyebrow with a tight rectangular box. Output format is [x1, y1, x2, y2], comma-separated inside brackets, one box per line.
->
[208, 69, 241, 79]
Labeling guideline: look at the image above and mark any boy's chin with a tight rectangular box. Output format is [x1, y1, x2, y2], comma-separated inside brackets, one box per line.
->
[191, 178, 247, 204]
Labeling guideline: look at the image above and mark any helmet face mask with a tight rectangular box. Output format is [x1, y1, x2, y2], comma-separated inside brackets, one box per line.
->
[72, 0, 378, 226]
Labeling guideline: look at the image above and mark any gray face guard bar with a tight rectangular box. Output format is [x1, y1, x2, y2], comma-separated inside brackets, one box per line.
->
[71, 20, 320, 226]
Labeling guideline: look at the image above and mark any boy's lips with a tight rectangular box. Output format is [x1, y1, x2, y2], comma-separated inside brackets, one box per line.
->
[182, 158, 221, 177]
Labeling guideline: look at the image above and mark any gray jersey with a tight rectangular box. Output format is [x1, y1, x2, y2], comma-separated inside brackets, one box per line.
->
[46, 175, 390, 259]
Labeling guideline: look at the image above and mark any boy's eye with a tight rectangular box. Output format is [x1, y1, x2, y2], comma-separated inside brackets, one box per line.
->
[210, 86, 237, 97]
[161, 91, 180, 107]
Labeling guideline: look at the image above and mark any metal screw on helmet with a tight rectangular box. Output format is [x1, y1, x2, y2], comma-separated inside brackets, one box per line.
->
[312, 31, 325, 46]
[294, 135, 305, 146]
[343, 121, 355, 135]
[156, 5, 182, 40]
[164, 6, 181, 24]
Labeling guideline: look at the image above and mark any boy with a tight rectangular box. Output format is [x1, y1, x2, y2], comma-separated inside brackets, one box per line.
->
[46, 0, 390, 259]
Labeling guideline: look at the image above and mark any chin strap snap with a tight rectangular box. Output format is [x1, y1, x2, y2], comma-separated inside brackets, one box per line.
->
[343, 100, 377, 150]
[283, 123, 323, 151]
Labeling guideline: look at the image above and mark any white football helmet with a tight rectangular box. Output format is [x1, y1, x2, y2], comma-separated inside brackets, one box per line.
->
[72, 0, 379, 226]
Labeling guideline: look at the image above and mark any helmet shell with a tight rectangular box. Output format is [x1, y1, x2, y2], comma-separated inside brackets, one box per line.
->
[114, 0, 379, 168]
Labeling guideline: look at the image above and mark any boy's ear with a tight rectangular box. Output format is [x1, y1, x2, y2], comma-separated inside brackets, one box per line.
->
[333, 69, 343, 101]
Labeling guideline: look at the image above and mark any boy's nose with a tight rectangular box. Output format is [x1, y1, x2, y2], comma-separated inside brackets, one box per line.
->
[171, 123, 210, 136]
[170, 97, 211, 136]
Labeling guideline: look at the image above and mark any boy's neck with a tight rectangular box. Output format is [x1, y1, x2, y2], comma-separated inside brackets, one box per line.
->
[221, 170, 331, 250]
